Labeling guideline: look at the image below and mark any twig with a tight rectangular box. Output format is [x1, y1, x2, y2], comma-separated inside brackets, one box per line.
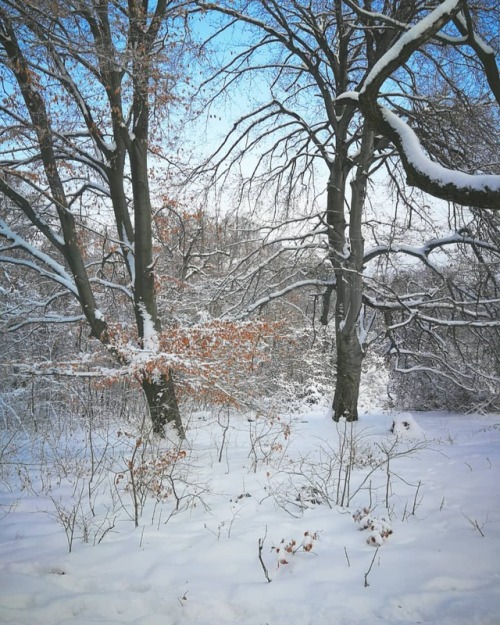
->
[177, 590, 189, 607]
[344, 546, 351, 567]
[364, 547, 379, 587]
[218, 412, 230, 464]
[258, 526, 272, 583]
[411, 480, 422, 515]
[462, 511, 486, 537]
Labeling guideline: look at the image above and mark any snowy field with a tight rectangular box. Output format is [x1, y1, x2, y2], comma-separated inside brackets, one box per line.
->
[1, 404, 499, 625]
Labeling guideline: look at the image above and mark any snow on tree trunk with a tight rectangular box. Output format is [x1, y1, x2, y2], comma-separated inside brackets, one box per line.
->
[328, 127, 373, 422]
[142, 371, 184, 439]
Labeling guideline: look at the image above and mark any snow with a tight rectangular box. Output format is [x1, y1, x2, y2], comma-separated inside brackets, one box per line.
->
[0, 219, 78, 296]
[389, 412, 426, 440]
[138, 302, 159, 352]
[101, 139, 117, 153]
[92, 277, 133, 300]
[120, 230, 135, 285]
[335, 90, 359, 104]
[361, 0, 461, 92]
[1, 408, 499, 625]
[381, 107, 500, 193]
[455, 12, 495, 55]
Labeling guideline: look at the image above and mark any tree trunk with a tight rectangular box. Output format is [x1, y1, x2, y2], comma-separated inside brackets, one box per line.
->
[142, 371, 185, 438]
[126, 8, 184, 439]
[332, 267, 364, 421]
[328, 126, 374, 422]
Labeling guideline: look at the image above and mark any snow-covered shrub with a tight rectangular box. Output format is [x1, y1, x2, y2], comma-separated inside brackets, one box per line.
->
[388, 369, 480, 412]
[353, 507, 393, 546]
[389, 413, 425, 440]
[272, 531, 320, 567]
[264, 377, 331, 415]
[295, 485, 324, 508]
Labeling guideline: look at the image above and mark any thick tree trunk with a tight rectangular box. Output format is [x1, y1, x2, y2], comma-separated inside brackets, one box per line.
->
[125, 9, 184, 439]
[142, 371, 185, 439]
[332, 267, 364, 421]
[328, 126, 374, 422]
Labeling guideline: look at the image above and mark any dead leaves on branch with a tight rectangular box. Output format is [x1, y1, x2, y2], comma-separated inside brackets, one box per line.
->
[15, 319, 283, 407]
[109, 319, 282, 405]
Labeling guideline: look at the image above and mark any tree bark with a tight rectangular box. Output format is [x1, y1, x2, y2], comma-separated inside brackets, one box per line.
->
[142, 371, 185, 438]
[331, 247, 365, 422]
[332, 320, 364, 421]
[126, 1, 183, 438]
[329, 126, 374, 422]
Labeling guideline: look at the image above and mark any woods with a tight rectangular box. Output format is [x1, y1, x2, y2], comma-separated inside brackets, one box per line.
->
[1, 4, 499, 623]
[1, 0, 499, 432]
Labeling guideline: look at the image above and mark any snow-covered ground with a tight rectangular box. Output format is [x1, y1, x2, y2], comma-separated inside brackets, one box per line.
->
[1, 405, 499, 625]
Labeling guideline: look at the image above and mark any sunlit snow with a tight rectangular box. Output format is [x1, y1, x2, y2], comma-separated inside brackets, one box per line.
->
[1, 405, 499, 625]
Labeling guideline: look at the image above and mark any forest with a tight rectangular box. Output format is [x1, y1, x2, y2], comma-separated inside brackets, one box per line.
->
[0, 1, 499, 624]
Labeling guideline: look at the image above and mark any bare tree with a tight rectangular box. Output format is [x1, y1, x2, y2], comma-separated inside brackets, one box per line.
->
[196, 1, 490, 420]
[342, 0, 500, 208]
[0, 0, 194, 436]
[194, 0, 499, 420]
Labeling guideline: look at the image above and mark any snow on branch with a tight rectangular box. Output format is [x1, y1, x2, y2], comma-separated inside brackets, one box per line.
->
[233, 278, 335, 319]
[364, 232, 500, 264]
[375, 106, 500, 208]
[338, 92, 500, 209]
[391, 349, 478, 392]
[391, 346, 500, 396]
[0, 176, 66, 252]
[6, 319, 281, 410]
[385, 106, 498, 189]
[0, 220, 78, 295]
[6, 314, 86, 332]
[360, 0, 462, 94]
[414, 314, 500, 329]
[7, 362, 124, 379]
[91, 277, 133, 300]
[335, 1, 500, 209]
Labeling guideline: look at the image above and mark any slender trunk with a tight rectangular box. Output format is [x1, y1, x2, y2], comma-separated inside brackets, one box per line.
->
[142, 371, 185, 438]
[331, 208, 364, 421]
[130, 143, 183, 437]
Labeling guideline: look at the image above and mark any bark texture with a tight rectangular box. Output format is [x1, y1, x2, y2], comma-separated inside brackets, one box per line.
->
[142, 372, 185, 438]
[329, 127, 373, 422]
[332, 326, 364, 421]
